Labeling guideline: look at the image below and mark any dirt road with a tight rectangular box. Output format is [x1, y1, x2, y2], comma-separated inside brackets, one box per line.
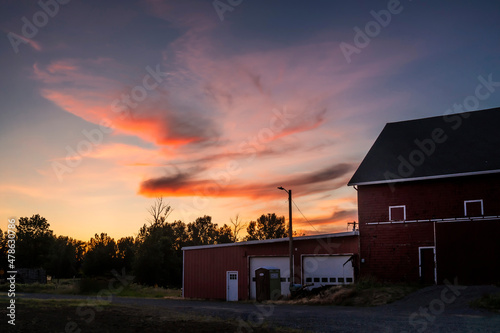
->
[4, 284, 500, 332]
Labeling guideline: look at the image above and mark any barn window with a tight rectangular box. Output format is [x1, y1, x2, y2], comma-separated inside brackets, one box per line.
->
[389, 205, 406, 221]
[329, 277, 336, 283]
[306, 277, 312, 283]
[314, 277, 320, 282]
[321, 277, 328, 283]
[464, 200, 483, 217]
[338, 277, 345, 283]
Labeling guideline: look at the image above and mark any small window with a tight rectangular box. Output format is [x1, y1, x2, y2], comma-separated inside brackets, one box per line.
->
[329, 277, 336, 283]
[389, 205, 406, 221]
[346, 277, 353, 283]
[306, 277, 312, 283]
[230, 273, 237, 280]
[252, 277, 256, 282]
[280, 277, 286, 282]
[321, 277, 328, 283]
[314, 277, 320, 282]
[338, 277, 345, 283]
[464, 200, 483, 217]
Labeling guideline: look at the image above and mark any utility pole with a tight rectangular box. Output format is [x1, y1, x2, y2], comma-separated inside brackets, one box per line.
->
[278, 187, 293, 290]
[348, 221, 357, 232]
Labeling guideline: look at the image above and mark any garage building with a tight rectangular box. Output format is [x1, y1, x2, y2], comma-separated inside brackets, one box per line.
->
[182, 231, 359, 300]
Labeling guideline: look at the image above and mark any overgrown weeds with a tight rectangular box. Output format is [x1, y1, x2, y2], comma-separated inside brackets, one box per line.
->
[470, 292, 500, 312]
[273, 277, 420, 306]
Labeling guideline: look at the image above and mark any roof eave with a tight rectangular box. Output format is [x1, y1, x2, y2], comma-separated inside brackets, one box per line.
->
[348, 169, 500, 187]
[182, 231, 359, 251]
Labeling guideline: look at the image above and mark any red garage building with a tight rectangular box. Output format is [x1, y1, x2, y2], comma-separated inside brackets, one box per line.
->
[182, 231, 359, 300]
[348, 107, 500, 285]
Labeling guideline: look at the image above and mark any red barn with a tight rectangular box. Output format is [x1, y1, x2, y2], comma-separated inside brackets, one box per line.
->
[182, 232, 359, 300]
[348, 107, 500, 285]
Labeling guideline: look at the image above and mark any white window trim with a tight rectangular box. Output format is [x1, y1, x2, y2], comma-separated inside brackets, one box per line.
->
[389, 205, 406, 221]
[464, 200, 484, 216]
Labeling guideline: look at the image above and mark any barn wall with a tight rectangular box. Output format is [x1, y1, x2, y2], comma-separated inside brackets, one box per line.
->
[359, 222, 434, 282]
[358, 173, 500, 224]
[357, 173, 500, 284]
[183, 234, 359, 300]
[436, 219, 500, 285]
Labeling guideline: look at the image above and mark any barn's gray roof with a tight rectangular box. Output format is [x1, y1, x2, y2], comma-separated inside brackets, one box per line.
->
[348, 107, 500, 186]
[182, 231, 358, 251]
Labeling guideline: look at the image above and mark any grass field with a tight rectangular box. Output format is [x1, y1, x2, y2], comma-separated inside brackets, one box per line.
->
[0, 278, 182, 298]
[1, 276, 421, 306]
[0, 298, 300, 333]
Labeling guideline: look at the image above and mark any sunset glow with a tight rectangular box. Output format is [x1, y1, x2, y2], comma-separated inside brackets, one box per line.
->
[1, 0, 499, 241]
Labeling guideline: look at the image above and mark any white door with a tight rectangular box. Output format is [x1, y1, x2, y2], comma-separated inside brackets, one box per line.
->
[303, 255, 354, 289]
[249, 256, 290, 299]
[226, 271, 238, 301]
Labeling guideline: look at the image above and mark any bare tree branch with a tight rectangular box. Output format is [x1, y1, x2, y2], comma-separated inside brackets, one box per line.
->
[230, 214, 247, 242]
[147, 197, 172, 225]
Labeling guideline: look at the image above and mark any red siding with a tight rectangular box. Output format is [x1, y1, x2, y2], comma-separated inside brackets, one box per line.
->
[436, 219, 500, 285]
[358, 173, 500, 224]
[359, 222, 434, 282]
[357, 173, 500, 283]
[183, 235, 359, 300]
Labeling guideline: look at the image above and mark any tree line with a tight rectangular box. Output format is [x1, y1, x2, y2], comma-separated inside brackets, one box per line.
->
[0, 198, 295, 287]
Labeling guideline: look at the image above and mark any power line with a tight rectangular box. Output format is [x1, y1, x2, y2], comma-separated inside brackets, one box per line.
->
[291, 199, 320, 233]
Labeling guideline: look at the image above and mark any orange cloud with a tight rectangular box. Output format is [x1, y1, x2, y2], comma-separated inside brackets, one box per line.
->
[138, 163, 355, 199]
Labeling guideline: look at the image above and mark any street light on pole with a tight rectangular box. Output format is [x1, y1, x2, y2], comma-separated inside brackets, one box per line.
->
[278, 186, 293, 291]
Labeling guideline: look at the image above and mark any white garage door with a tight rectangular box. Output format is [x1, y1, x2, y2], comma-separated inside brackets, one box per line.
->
[249, 256, 290, 299]
[303, 255, 354, 289]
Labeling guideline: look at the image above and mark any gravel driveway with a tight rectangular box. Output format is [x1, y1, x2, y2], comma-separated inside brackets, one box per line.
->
[17, 284, 500, 333]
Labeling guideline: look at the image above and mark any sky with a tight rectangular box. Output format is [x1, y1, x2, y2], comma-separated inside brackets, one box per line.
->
[1, 0, 499, 242]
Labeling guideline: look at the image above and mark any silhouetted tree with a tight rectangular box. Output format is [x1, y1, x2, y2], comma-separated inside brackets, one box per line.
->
[186, 215, 235, 245]
[170, 220, 188, 252]
[245, 213, 287, 241]
[147, 197, 172, 224]
[17, 214, 54, 268]
[46, 236, 82, 279]
[230, 214, 247, 242]
[117, 236, 136, 272]
[133, 201, 182, 287]
[133, 219, 180, 287]
[0, 229, 7, 274]
[217, 224, 234, 244]
[187, 216, 218, 246]
[82, 233, 118, 276]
